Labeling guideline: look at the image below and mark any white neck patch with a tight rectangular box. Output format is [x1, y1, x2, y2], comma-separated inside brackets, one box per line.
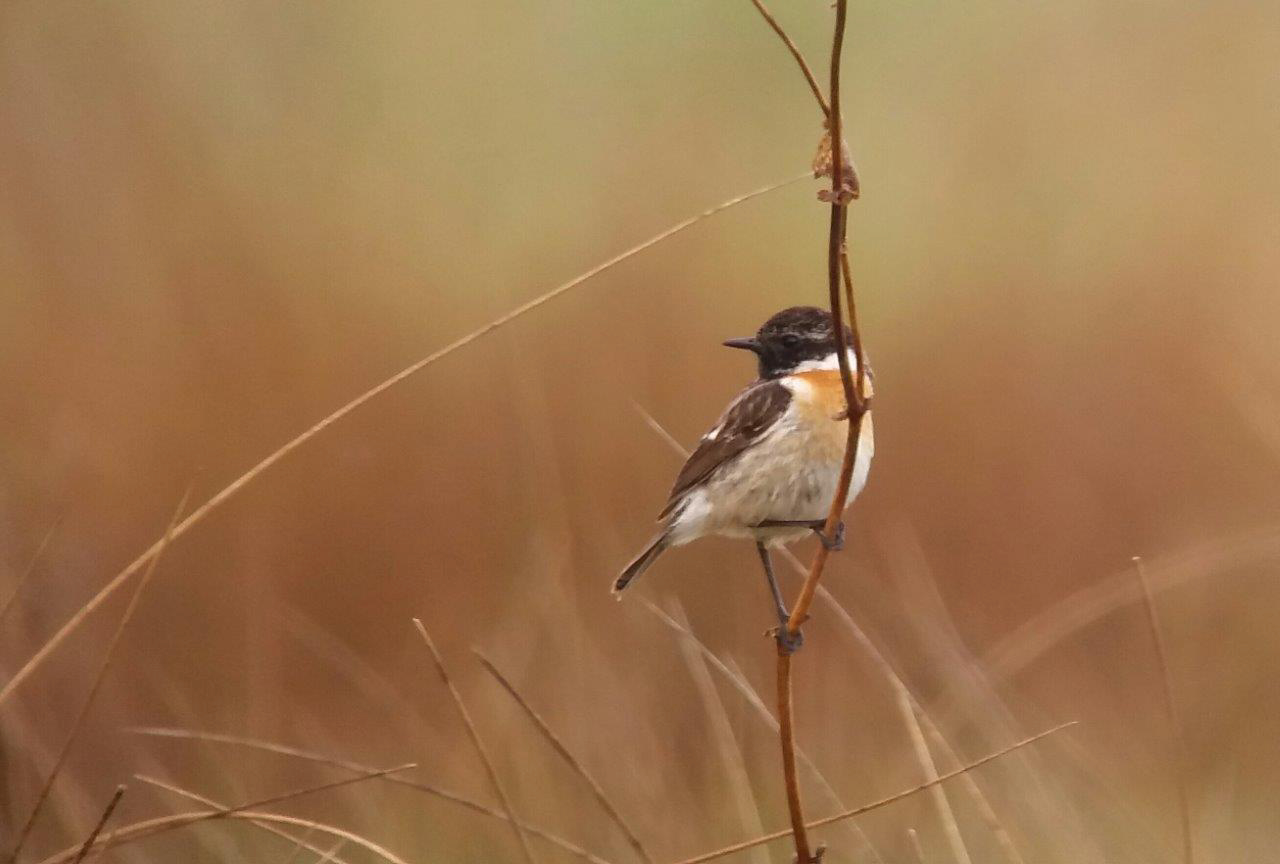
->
[791, 349, 859, 374]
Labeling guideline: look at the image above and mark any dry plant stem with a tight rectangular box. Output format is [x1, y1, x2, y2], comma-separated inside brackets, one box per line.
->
[35, 811, 409, 864]
[633, 407, 1023, 864]
[0, 174, 808, 711]
[473, 649, 653, 864]
[786, 0, 860, 644]
[0, 516, 61, 626]
[668, 722, 1075, 864]
[776, 3, 858, 862]
[127, 727, 615, 864]
[134, 775, 356, 864]
[412, 619, 537, 864]
[774, 651, 810, 860]
[70, 786, 125, 864]
[8, 482, 193, 864]
[1133, 556, 1194, 864]
[747, 0, 830, 117]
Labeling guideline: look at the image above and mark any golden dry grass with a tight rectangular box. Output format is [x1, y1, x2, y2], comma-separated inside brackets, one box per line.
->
[4, 1, 1280, 863]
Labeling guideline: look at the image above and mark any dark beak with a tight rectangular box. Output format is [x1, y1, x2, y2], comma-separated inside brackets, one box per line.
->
[722, 337, 762, 354]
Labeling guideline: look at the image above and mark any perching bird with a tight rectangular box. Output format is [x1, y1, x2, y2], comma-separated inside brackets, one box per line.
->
[614, 306, 873, 650]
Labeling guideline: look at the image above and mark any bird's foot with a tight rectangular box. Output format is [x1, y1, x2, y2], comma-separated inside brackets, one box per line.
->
[755, 519, 845, 552]
[813, 521, 845, 552]
[768, 615, 806, 654]
[794, 845, 827, 864]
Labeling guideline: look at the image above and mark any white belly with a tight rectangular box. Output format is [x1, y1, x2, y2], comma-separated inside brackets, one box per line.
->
[668, 411, 873, 548]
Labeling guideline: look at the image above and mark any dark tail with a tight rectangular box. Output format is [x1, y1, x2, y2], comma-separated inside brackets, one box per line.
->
[613, 534, 669, 595]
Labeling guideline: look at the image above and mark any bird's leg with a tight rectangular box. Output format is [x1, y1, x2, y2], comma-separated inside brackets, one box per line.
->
[756, 518, 846, 552]
[756, 542, 803, 653]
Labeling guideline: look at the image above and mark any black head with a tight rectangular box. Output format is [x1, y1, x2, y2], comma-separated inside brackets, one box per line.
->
[723, 306, 853, 379]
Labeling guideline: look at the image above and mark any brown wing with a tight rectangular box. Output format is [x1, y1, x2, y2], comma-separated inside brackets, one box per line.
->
[658, 380, 792, 519]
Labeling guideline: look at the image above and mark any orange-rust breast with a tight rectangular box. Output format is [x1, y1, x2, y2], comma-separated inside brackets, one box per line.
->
[792, 369, 850, 419]
[790, 369, 852, 460]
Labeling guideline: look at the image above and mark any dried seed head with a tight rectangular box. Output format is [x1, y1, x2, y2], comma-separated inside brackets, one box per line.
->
[812, 124, 860, 203]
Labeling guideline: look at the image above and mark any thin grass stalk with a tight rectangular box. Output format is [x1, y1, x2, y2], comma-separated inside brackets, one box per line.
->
[882, 536, 1107, 862]
[906, 829, 926, 864]
[69, 786, 125, 864]
[744, 0, 859, 199]
[667, 601, 771, 864]
[0, 174, 808, 712]
[637, 598, 883, 863]
[895, 691, 971, 864]
[37, 765, 411, 864]
[279, 828, 317, 864]
[412, 619, 537, 864]
[747, 0, 830, 117]
[979, 529, 1280, 689]
[314, 839, 346, 864]
[667, 722, 1075, 864]
[34, 810, 410, 864]
[1132, 556, 1194, 864]
[9, 483, 193, 863]
[472, 649, 653, 864]
[0, 516, 62, 626]
[127, 726, 615, 864]
[134, 775, 355, 864]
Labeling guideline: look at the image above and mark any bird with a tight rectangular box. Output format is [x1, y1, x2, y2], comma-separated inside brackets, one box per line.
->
[614, 305, 873, 650]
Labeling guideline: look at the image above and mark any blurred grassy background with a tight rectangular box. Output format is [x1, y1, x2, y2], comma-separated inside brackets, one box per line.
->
[3, 1, 1279, 862]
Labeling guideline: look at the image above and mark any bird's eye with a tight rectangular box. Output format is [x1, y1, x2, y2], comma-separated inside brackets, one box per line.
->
[781, 334, 801, 349]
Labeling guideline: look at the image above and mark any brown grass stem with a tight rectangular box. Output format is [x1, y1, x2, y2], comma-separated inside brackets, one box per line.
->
[773, 4, 860, 858]
[1133, 556, 1194, 864]
[774, 650, 808, 861]
[668, 721, 1076, 864]
[472, 648, 653, 864]
[412, 619, 537, 864]
[0, 516, 62, 626]
[134, 775, 356, 864]
[8, 482, 193, 863]
[69, 785, 125, 864]
[34, 810, 409, 864]
[785, 0, 861, 646]
[126, 726, 615, 864]
[0, 173, 809, 712]
[747, 0, 830, 117]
